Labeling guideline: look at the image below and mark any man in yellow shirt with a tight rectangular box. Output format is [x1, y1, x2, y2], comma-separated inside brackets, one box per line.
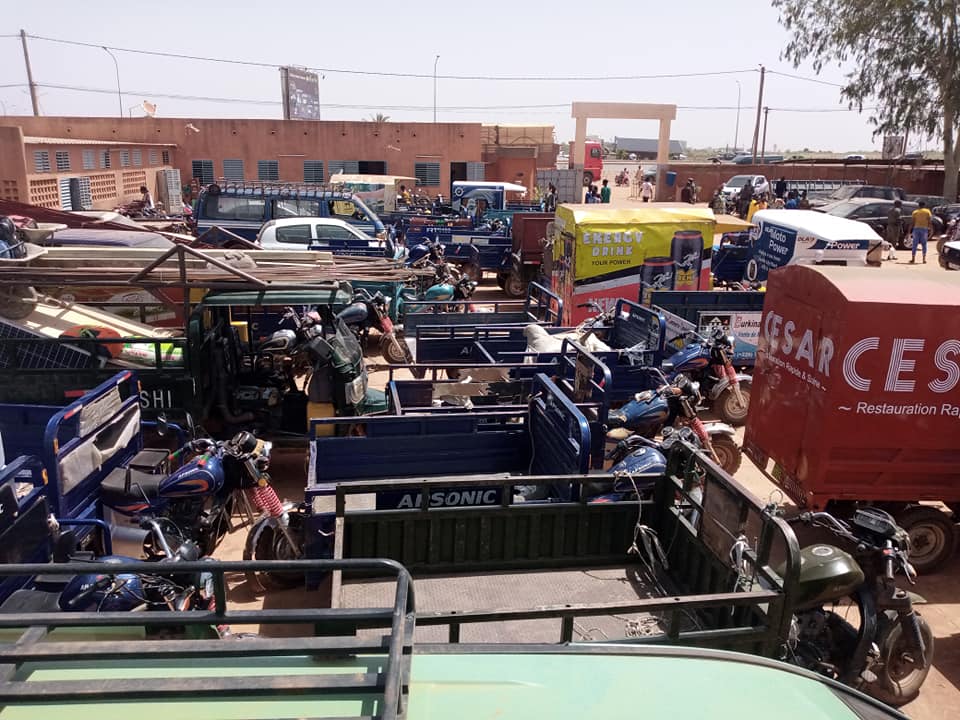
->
[911, 200, 932, 263]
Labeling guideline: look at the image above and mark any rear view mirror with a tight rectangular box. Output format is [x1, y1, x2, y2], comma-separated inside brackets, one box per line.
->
[156, 414, 169, 436]
[185, 412, 197, 439]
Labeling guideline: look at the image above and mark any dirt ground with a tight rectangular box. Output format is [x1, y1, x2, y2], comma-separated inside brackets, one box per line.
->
[215, 177, 957, 717]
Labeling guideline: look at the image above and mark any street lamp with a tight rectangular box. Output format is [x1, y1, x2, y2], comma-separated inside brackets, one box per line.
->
[433, 55, 440, 123]
[102, 46, 122, 118]
[734, 79, 742, 153]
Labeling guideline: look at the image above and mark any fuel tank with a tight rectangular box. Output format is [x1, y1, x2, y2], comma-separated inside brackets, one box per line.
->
[608, 391, 669, 437]
[423, 283, 455, 301]
[667, 343, 711, 375]
[160, 455, 224, 498]
[789, 544, 865, 610]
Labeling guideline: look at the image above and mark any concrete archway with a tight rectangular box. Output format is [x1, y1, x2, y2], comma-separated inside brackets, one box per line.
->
[571, 102, 677, 198]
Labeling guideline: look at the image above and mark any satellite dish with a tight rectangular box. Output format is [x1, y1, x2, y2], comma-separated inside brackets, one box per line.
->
[142, 101, 157, 117]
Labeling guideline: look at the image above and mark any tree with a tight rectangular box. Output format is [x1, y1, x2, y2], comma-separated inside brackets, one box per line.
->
[369, 113, 391, 123]
[772, 0, 960, 199]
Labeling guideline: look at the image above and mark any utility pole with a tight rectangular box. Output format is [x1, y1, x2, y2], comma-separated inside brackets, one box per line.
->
[19, 30, 39, 116]
[433, 55, 440, 123]
[760, 107, 769, 160]
[751, 65, 766, 163]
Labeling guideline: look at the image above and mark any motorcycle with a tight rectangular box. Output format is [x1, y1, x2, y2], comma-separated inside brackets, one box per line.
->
[615, 170, 630, 187]
[1, 518, 218, 622]
[101, 425, 281, 558]
[336, 289, 414, 366]
[605, 371, 742, 475]
[776, 507, 934, 707]
[665, 327, 751, 425]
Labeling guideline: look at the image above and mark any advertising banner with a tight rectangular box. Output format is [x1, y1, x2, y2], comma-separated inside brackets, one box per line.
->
[552, 207, 713, 323]
[281, 67, 321, 121]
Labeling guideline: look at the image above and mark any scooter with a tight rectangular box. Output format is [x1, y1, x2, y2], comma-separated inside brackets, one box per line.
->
[100, 425, 280, 557]
[605, 370, 742, 475]
[665, 327, 751, 425]
[776, 506, 934, 707]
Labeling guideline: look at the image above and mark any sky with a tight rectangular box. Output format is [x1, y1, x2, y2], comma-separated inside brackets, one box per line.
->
[0, 0, 929, 153]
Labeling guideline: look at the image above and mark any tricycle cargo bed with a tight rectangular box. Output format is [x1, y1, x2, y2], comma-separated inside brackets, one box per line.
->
[744, 264, 960, 509]
[328, 442, 799, 656]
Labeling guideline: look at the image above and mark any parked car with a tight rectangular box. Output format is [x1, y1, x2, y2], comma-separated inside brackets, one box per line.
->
[822, 198, 945, 249]
[256, 217, 380, 251]
[842, 154, 866, 161]
[934, 202, 960, 226]
[732, 154, 784, 164]
[721, 174, 770, 201]
[809, 184, 906, 209]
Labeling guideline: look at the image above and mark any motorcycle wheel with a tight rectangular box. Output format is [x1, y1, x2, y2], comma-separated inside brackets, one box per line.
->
[867, 614, 934, 707]
[717, 382, 751, 426]
[380, 333, 412, 365]
[709, 435, 742, 475]
[896, 506, 956, 573]
[242, 512, 304, 593]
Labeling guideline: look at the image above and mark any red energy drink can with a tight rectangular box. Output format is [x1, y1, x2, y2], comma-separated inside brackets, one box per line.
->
[671, 231, 704, 291]
[640, 256, 673, 305]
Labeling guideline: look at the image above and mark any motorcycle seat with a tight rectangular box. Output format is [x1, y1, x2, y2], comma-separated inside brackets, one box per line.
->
[100, 467, 164, 506]
[0, 588, 62, 613]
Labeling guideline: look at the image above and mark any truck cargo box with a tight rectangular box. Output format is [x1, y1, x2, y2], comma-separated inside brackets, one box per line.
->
[744, 264, 960, 509]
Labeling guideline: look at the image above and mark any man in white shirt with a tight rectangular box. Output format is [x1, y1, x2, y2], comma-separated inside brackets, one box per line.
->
[139, 185, 154, 210]
[640, 179, 654, 202]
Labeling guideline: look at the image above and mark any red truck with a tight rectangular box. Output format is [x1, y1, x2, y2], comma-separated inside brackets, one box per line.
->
[569, 141, 604, 186]
[744, 264, 960, 572]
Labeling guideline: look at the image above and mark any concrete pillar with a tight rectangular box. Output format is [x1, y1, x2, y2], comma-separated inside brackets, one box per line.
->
[656, 119, 671, 201]
[572, 115, 587, 186]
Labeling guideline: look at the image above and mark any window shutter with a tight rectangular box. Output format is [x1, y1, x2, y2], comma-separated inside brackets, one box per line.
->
[257, 160, 279, 182]
[303, 161, 324, 183]
[414, 162, 441, 186]
[223, 159, 244, 181]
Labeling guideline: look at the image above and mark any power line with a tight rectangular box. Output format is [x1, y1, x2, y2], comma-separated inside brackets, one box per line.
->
[766, 70, 845, 88]
[24, 32, 759, 82]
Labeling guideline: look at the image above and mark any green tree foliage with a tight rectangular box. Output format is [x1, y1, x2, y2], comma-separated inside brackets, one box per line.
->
[772, 0, 960, 198]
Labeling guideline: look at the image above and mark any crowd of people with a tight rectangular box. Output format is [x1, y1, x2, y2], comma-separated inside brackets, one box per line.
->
[707, 175, 814, 220]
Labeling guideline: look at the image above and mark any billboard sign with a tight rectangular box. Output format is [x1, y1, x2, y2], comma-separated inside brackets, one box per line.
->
[281, 67, 320, 121]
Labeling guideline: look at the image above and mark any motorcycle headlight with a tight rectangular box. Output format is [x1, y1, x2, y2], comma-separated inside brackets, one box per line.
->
[345, 374, 366, 405]
[727, 335, 736, 349]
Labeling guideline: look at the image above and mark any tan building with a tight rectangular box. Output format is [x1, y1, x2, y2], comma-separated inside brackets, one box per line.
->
[0, 117, 558, 211]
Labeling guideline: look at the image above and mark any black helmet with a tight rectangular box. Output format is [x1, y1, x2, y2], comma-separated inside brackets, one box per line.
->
[230, 430, 258, 455]
[0, 217, 15, 244]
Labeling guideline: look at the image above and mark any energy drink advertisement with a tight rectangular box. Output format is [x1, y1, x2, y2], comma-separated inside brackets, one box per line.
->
[552, 206, 714, 323]
[671, 231, 704, 291]
[640, 257, 674, 305]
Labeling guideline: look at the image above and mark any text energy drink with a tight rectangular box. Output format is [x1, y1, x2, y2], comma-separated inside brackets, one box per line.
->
[671, 230, 704, 291]
[641, 256, 673, 305]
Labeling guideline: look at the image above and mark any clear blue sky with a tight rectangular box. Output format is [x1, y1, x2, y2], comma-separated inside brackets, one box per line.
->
[0, 0, 923, 153]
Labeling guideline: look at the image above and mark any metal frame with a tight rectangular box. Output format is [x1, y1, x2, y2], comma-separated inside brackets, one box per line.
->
[0, 558, 415, 719]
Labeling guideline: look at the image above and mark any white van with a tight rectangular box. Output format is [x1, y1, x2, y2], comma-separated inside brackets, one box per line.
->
[743, 209, 875, 281]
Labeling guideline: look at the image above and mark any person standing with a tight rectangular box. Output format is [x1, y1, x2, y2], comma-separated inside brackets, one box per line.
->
[775, 176, 788, 199]
[544, 183, 557, 212]
[798, 191, 811, 209]
[738, 180, 754, 217]
[711, 187, 726, 215]
[640, 177, 654, 202]
[680, 181, 692, 203]
[600, 178, 611, 204]
[885, 200, 903, 257]
[910, 200, 932, 263]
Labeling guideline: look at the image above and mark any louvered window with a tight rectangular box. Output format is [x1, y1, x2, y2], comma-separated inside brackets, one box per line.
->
[119, 150, 131, 167]
[414, 162, 441, 186]
[327, 160, 359, 176]
[191, 159, 214, 185]
[34, 151, 50, 173]
[303, 160, 324, 184]
[132, 149, 142, 166]
[82, 150, 96, 170]
[55, 151, 70, 171]
[223, 159, 244, 181]
[257, 160, 279, 182]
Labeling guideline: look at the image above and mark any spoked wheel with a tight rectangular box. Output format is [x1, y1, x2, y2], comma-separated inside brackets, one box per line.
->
[709, 435, 742, 475]
[867, 614, 935, 707]
[717, 383, 751, 426]
[380, 333, 412, 365]
[0, 285, 38, 320]
[243, 511, 305, 593]
[897, 506, 956, 573]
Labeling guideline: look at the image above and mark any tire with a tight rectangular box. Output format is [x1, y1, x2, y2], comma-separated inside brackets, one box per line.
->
[583, 172, 594, 186]
[899, 233, 912, 251]
[709, 434, 742, 475]
[242, 514, 305, 593]
[716, 382, 751, 426]
[897, 506, 956, 573]
[503, 272, 526, 298]
[937, 237, 946, 256]
[867, 615, 935, 707]
[496, 274, 507, 289]
[380, 333, 412, 365]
